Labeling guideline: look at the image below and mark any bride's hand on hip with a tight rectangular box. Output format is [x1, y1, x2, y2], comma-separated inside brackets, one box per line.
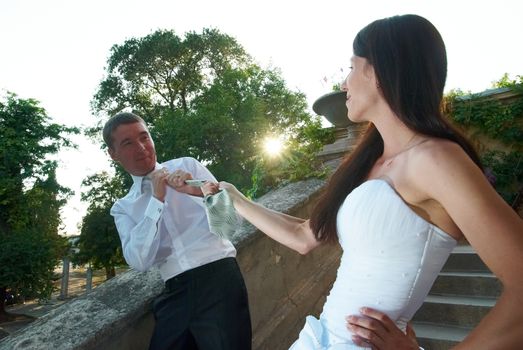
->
[346, 307, 420, 350]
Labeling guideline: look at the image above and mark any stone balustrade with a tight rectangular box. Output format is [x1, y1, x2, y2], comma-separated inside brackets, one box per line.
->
[0, 178, 342, 350]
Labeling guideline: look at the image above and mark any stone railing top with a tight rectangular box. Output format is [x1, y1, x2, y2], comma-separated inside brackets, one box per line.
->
[0, 269, 163, 350]
[0, 178, 326, 350]
[457, 87, 521, 101]
[230, 178, 325, 248]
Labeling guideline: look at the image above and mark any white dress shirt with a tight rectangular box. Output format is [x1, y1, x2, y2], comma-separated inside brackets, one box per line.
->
[111, 157, 236, 281]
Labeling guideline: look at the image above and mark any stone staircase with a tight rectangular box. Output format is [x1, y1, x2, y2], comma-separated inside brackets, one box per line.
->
[412, 245, 502, 350]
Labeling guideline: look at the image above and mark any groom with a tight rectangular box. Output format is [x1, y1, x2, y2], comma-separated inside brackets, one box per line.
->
[103, 112, 251, 350]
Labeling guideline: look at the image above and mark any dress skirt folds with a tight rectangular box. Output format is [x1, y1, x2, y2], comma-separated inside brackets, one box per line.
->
[289, 316, 370, 349]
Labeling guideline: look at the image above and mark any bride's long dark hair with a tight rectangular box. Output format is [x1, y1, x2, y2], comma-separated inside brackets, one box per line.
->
[310, 14, 481, 243]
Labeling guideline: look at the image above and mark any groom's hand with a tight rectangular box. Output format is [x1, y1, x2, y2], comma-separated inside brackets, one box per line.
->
[167, 170, 202, 196]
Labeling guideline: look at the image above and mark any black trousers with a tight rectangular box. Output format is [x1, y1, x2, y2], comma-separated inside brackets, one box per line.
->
[149, 257, 252, 350]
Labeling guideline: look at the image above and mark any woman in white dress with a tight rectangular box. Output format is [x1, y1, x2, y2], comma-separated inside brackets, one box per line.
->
[216, 14, 523, 349]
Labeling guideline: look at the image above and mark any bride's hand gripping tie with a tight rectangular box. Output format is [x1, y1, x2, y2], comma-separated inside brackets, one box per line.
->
[218, 181, 244, 202]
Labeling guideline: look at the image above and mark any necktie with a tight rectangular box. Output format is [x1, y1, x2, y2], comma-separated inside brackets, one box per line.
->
[203, 190, 238, 240]
[141, 177, 152, 194]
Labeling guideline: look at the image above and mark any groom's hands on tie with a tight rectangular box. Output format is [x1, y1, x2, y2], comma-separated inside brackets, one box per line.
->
[150, 168, 170, 202]
[166, 169, 203, 197]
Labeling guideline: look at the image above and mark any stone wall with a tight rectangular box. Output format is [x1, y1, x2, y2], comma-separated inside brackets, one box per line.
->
[0, 178, 342, 350]
[451, 87, 523, 154]
[235, 179, 342, 350]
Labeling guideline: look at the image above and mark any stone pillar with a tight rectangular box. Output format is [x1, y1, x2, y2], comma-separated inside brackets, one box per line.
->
[86, 265, 93, 294]
[317, 123, 367, 169]
[312, 90, 367, 169]
[59, 257, 70, 300]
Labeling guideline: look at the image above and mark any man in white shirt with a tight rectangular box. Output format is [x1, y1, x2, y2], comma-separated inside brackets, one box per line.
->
[103, 112, 251, 350]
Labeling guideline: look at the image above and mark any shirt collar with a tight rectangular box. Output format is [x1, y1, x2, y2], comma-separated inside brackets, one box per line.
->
[131, 162, 162, 188]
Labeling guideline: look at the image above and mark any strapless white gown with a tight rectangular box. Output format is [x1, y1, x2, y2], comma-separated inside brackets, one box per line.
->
[290, 179, 457, 349]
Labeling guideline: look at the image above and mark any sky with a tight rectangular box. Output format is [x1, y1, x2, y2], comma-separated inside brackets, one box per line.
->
[1, 0, 522, 236]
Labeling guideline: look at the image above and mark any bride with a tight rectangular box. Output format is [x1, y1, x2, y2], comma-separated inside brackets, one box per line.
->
[211, 14, 523, 350]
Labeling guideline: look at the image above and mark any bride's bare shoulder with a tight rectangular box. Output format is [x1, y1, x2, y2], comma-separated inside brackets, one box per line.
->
[406, 137, 481, 190]
[411, 138, 470, 165]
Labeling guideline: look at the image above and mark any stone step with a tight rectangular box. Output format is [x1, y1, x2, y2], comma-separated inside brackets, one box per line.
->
[412, 245, 500, 348]
[430, 271, 502, 298]
[442, 245, 490, 273]
[413, 322, 471, 350]
[412, 295, 496, 328]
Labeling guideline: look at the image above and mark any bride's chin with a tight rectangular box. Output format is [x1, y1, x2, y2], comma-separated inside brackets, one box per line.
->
[347, 112, 358, 123]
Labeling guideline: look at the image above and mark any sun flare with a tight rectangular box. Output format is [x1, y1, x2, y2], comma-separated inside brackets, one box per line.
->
[263, 137, 284, 156]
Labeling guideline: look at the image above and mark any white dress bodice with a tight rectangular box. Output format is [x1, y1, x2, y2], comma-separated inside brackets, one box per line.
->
[290, 179, 457, 349]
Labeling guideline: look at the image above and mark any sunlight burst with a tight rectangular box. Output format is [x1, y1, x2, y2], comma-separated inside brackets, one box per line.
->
[263, 136, 284, 156]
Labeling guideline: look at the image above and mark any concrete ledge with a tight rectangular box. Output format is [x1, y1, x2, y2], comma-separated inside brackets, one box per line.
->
[1, 178, 339, 350]
[0, 268, 163, 350]
[230, 178, 325, 249]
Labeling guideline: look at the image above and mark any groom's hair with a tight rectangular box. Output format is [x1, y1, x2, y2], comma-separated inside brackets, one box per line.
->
[103, 112, 146, 149]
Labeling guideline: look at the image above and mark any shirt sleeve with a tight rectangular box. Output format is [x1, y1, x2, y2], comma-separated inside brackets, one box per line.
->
[186, 157, 217, 182]
[111, 196, 166, 272]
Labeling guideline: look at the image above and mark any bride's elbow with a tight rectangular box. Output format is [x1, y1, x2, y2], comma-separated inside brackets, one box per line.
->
[297, 245, 312, 255]
[295, 237, 320, 255]
[292, 220, 320, 255]
[296, 243, 311, 255]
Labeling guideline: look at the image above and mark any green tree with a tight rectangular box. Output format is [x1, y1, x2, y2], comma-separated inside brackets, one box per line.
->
[492, 73, 523, 89]
[72, 172, 127, 279]
[91, 28, 248, 119]
[90, 28, 333, 193]
[0, 93, 77, 321]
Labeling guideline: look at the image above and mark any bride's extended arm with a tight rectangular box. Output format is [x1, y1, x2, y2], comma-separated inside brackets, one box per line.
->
[219, 182, 321, 254]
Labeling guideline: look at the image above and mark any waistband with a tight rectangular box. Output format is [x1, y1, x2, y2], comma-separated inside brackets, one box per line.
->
[165, 257, 237, 291]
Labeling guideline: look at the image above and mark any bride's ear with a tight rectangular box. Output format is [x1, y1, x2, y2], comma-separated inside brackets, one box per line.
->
[363, 61, 379, 90]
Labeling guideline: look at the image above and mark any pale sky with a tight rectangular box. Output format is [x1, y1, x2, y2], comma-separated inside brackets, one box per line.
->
[1, 0, 522, 235]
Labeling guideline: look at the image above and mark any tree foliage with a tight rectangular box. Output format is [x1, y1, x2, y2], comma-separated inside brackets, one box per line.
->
[80, 28, 333, 276]
[481, 150, 522, 205]
[444, 73, 523, 209]
[90, 28, 333, 193]
[91, 28, 248, 118]
[493, 73, 523, 91]
[73, 172, 127, 279]
[0, 93, 77, 319]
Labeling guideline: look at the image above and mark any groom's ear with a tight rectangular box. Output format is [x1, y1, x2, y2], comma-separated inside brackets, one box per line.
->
[108, 147, 118, 162]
